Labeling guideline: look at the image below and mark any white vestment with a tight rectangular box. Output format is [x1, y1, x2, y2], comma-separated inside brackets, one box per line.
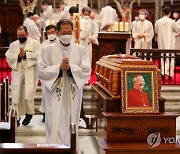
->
[59, 6, 70, 20]
[42, 5, 53, 21]
[175, 19, 180, 49]
[37, 40, 91, 145]
[39, 37, 59, 113]
[79, 18, 93, 64]
[155, 16, 180, 76]
[6, 38, 40, 118]
[23, 18, 41, 41]
[132, 19, 154, 49]
[100, 5, 118, 30]
[91, 20, 99, 45]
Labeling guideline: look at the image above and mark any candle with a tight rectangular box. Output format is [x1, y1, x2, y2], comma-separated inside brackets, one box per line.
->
[119, 21, 124, 32]
[113, 22, 119, 31]
[124, 22, 129, 32]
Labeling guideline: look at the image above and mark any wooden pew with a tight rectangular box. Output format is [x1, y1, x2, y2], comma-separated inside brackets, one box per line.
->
[0, 77, 16, 143]
[0, 77, 9, 122]
[0, 123, 77, 154]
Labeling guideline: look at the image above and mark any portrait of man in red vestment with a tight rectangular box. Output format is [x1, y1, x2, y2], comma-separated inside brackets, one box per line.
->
[128, 74, 151, 107]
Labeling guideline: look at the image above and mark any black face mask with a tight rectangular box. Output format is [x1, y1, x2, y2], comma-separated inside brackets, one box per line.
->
[18, 37, 27, 43]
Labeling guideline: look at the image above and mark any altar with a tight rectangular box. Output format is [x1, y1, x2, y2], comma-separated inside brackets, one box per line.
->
[92, 32, 131, 69]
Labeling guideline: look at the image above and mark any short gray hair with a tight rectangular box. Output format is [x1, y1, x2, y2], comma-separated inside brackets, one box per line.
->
[139, 9, 147, 15]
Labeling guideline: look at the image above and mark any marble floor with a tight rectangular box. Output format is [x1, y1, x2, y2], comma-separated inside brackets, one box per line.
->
[16, 115, 105, 154]
[15, 114, 180, 154]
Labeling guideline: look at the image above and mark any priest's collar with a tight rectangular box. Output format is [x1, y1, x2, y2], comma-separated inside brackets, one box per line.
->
[59, 40, 71, 51]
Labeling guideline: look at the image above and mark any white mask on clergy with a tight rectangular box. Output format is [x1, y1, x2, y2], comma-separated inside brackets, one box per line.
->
[59, 35, 72, 45]
[173, 13, 178, 19]
[48, 34, 57, 41]
[83, 15, 90, 20]
[139, 15, 145, 21]
[135, 16, 139, 21]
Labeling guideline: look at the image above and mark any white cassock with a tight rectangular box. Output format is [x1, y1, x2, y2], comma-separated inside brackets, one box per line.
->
[175, 19, 180, 49]
[5, 38, 40, 119]
[155, 16, 180, 76]
[59, 6, 70, 20]
[79, 18, 92, 64]
[100, 5, 118, 30]
[37, 40, 91, 145]
[42, 5, 53, 21]
[91, 20, 99, 45]
[23, 18, 41, 41]
[39, 37, 59, 113]
[132, 19, 154, 49]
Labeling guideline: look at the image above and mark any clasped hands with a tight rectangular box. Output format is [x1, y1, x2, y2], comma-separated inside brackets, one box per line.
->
[60, 58, 70, 70]
[19, 48, 26, 58]
[137, 34, 145, 39]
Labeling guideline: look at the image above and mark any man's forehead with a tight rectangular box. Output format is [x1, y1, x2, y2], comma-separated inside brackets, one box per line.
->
[47, 28, 56, 32]
[17, 30, 26, 35]
[60, 24, 72, 31]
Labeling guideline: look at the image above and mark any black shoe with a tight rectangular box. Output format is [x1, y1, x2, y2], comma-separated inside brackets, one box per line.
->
[42, 113, 45, 122]
[17, 119, 21, 127]
[22, 114, 33, 126]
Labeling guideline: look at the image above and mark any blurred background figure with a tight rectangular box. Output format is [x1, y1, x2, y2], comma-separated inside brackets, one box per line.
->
[132, 9, 154, 49]
[59, 2, 70, 20]
[173, 9, 180, 49]
[23, 12, 41, 42]
[131, 13, 139, 31]
[100, 2, 118, 31]
[19, 0, 38, 19]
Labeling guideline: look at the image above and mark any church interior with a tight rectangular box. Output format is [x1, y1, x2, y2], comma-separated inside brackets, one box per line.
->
[0, 0, 180, 154]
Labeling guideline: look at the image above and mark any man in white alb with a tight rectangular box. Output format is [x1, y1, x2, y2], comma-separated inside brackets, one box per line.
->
[155, 7, 180, 78]
[23, 12, 41, 41]
[6, 26, 40, 126]
[39, 24, 58, 122]
[100, 2, 118, 31]
[132, 9, 154, 49]
[37, 19, 91, 145]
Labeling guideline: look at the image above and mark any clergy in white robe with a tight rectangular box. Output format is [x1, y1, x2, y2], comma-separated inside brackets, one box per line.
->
[155, 7, 180, 77]
[132, 9, 154, 49]
[5, 26, 40, 126]
[69, 6, 93, 64]
[37, 19, 91, 145]
[42, 1, 53, 21]
[39, 25, 58, 122]
[89, 12, 99, 45]
[100, 3, 118, 30]
[173, 10, 180, 49]
[39, 24, 58, 119]
[23, 12, 41, 42]
[81, 7, 96, 64]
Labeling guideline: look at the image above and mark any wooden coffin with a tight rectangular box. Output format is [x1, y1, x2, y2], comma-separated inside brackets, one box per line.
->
[95, 54, 161, 98]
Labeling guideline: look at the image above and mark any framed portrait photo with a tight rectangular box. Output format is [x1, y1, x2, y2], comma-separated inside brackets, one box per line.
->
[121, 66, 159, 113]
